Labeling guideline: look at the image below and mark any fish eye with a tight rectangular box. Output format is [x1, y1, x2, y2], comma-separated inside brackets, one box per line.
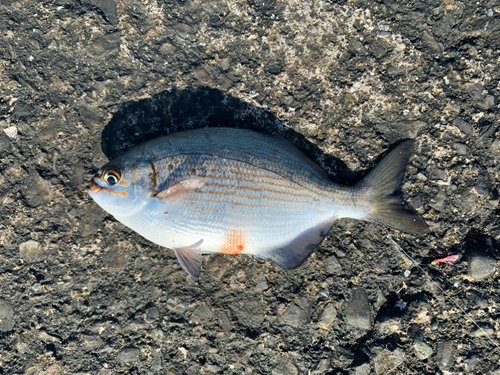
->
[103, 167, 122, 185]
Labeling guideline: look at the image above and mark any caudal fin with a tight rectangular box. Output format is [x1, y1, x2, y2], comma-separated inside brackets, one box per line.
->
[357, 140, 429, 235]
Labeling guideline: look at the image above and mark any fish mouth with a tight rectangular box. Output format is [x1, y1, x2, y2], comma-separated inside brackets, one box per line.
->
[89, 178, 102, 193]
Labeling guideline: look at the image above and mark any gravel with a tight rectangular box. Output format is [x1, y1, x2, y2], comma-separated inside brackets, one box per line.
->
[1, 0, 499, 373]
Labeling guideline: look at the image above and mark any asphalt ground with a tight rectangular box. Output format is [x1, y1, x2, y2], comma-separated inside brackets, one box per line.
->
[0, 0, 499, 374]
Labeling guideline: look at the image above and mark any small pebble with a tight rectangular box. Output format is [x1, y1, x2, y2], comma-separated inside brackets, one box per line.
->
[166, 297, 186, 313]
[193, 66, 213, 85]
[453, 142, 467, 155]
[317, 303, 337, 330]
[118, 347, 140, 363]
[416, 172, 428, 181]
[19, 240, 43, 262]
[220, 56, 231, 71]
[327, 255, 342, 273]
[411, 195, 423, 210]
[453, 118, 473, 136]
[436, 341, 456, 371]
[353, 363, 371, 375]
[312, 359, 329, 374]
[255, 274, 268, 291]
[473, 174, 490, 196]
[4, 126, 18, 139]
[190, 305, 213, 324]
[153, 328, 164, 340]
[145, 307, 159, 323]
[101, 249, 128, 270]
[0, 299, 15, 332]
[431, 318, 439, 330]
[282, 297, 311, 328]
[466, 356, 481, 372]
[44, 364, 62, 375]
[482, 95, 495, 109]
[23, 173, 53, 207]
[468, 250, 496, 280]
[373, 348, 405, 375]
[172, 23, 191, 39]
[218, 311, 232, 332]
[469, 290, 488, 308]
[374, 257, 388, 272]
[413, 340, 433, 360]
[336, 249, 346, 257]
[272, 361, 298, 375]
[318, 287, 329, 298]
[469, 327, 494, 338]
[344, 288, 371, 330]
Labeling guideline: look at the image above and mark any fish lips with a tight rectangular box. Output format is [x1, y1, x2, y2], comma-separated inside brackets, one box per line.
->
[89, 178, 102, 194]
[89, 176, 104, 196]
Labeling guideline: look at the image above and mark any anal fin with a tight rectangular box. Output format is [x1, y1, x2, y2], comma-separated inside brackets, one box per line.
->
[260, 218, 337, 270]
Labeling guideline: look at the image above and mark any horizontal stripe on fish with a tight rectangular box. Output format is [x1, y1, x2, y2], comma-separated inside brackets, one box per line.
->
[157, 174, 334, 203]
[199, 173, 318, 193]
[198, 182, 317, 200]
[180, 189, 321, 208]
[174, 196, 318, 214]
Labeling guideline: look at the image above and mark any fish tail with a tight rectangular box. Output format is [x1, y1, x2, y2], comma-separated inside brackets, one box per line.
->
[356, 140, 429, 235]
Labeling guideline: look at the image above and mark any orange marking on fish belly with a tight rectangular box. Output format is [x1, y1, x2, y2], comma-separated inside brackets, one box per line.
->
[219, 230, 246, 256]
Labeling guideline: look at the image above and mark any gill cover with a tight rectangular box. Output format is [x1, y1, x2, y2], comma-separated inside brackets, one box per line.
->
[89, 161, 155, 218]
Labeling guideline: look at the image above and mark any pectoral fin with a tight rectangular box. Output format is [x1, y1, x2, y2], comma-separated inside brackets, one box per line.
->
[174, 239, 204, 278]
[155, 177, 205, 201]
[259, 217, 337, 270]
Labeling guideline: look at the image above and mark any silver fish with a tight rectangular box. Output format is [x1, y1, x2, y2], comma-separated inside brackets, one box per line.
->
[89, 127, 428, 278]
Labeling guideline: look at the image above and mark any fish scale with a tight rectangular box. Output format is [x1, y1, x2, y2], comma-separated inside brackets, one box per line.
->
[155, 155, 328, 221]
[89, 127, 428, 278]
[156, 157, 327, 246]
[184, 166, 322, 219]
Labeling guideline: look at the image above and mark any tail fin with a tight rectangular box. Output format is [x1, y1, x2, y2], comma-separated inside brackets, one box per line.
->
[357, 140, 429, 235]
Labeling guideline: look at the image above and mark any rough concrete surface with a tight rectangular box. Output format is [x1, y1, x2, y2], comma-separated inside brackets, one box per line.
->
[0, 0, 500, 374]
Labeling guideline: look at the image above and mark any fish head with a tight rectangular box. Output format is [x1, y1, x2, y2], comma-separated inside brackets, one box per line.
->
[88, 160, 154, 217]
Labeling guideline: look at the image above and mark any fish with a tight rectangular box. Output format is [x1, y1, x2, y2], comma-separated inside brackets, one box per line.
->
[89, 127, 429, 278]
